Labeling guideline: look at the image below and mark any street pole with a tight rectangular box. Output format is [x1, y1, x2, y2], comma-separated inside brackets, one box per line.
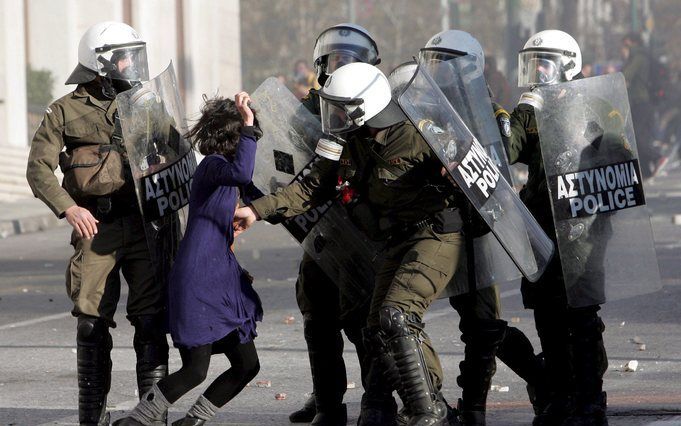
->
[348, 0, 356, 23]
[441, 0, 450, 32]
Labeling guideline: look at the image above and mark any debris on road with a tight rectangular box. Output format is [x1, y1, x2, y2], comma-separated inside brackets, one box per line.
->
[275, 393, 287, 400]
[255, 380, 272, 388]
[624, 360, 639, 372]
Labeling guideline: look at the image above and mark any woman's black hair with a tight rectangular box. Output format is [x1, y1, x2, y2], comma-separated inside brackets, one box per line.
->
[186, 95, 258, 158]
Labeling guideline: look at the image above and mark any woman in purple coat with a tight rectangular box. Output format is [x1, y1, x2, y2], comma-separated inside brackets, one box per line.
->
[115, 92, 262, 426]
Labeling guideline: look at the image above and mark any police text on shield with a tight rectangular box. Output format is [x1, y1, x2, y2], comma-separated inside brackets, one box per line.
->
[551, 160, 644, 219]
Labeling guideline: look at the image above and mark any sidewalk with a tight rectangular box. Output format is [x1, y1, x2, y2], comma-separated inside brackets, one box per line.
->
[0, 196, 65, 239]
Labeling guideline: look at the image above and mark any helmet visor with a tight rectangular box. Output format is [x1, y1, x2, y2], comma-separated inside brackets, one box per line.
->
[95, 42, 149, 82]
[326, 52, 362, 74]
[313, 26, 379, 71]
[419, 49, 465, 89]
[388, 62, 417, 99]
[319, 95, 364, 134]
[518, 51, 562, 87]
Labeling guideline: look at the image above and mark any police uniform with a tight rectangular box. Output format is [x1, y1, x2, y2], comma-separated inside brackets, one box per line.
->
[503, 100, 609, 424]
[434, 103, 547, 425]
[272, 91, 372, 420]
[26, 81, 168, 425]
[251, 120, 464, 422]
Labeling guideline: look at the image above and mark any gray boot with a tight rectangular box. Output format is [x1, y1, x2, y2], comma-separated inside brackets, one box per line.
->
[114, 383, 171, 426]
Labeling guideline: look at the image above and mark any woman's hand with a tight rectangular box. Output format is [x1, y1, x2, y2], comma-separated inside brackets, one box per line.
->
[235, 92, 254, 127]
[233, 205, 259, 237]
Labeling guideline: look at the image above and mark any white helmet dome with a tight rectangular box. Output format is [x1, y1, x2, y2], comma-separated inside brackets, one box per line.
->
[312, 23, 380, 82]
[420, 30, 485, 89]
[518, 29, 581, 87]
[423, 30, 484, 68]
[318, 63, 399, 133]
[66, 21, 148, 85]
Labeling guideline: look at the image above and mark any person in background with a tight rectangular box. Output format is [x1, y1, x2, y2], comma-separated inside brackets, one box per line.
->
[292, 59, 319, 100]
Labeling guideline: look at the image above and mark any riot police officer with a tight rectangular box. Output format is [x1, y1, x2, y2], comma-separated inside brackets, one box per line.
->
[286, 24, 383, 426]
[505, 30, 609, 426]
[235, 62, 463, 426]
[418, 29, 548, 426]
[26, 22, 168, 426]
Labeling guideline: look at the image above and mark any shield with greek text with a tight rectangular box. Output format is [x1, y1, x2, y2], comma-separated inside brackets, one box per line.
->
[418, 50, 523, 289]
[116, 63, 195, 288]
[398, 63, 555, 283]
[535, 73, 661, 307]
[250, 77, 381, 304]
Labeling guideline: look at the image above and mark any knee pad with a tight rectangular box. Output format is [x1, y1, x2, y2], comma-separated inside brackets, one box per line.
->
[76, 316, 110, 347]
[378, 306, 411, 339]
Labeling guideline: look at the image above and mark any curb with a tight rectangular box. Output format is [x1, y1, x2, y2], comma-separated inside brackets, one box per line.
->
[0, 213, 67, 239]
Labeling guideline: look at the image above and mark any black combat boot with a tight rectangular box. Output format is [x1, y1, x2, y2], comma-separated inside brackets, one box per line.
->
[358, 328, 398, 426]
[310, 403, 347, 426]
[132, 315, 169, 426]
[305, 318, 348, 426]
[77, 316, 113, 426]
[496, 327, 550, 415]
[289, 393, 317, 423]
[563, 308, 608, 426]
[456, 319, 507, 426]
[380, 307, 447, 426]
[171, 417, 205, 426]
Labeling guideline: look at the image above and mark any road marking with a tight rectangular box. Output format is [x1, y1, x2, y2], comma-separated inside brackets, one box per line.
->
[0, 303, 126, 331]
[0, 311, 72, 331]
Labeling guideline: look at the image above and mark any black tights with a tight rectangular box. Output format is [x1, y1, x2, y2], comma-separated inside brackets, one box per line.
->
[157, 331, 260, 407]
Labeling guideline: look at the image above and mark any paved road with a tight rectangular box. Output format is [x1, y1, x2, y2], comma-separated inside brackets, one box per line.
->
[1, 173, 681, 425]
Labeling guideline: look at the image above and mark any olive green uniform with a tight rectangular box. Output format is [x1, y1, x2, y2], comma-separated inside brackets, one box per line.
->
[26, 83, 163, 325]
[251, 121, 463, 388]
[26, 81, 169, 425]
[504, 99, 609, 423]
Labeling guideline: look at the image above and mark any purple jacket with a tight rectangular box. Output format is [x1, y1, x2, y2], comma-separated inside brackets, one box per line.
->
[168, 130, 262, 348]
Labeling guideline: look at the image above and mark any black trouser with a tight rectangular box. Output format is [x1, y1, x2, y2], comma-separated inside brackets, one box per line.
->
[295, 253, 371, 410]
[522, 255, 608, 408]
[157, 330, 260, 407]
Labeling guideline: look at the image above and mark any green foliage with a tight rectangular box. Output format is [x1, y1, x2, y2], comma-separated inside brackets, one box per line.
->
[26, 65, 54, 108]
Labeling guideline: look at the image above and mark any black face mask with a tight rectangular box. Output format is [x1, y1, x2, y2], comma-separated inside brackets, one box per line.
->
[99, 76, 139, 99]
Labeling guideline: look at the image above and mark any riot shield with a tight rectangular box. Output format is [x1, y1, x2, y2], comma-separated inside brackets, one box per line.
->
[420, 51, 522, 287]
[250, 78, 382, 304]
[116, 63, 197, 286]
[398, 64, 554, 282]
[535, 73, 661, 307]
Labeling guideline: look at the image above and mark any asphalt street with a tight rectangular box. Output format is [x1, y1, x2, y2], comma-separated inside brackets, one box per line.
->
[1, 172, 681, 425]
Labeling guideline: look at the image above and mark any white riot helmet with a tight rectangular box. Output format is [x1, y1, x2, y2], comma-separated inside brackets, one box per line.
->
[518, 30, 581, 87]
[312, 23, 380, 85]
[388, 60, 417, 100]
[419, 30, 485, 89]
[66, 21, 149, 87]
[314, 63, 405, 160]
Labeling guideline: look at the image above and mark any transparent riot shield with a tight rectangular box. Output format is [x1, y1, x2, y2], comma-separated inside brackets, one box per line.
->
[250, 78, 382, 303]
[420, 52, 522, 287]
[535, 73, 661, 307]
[398, 64, 554, 282]
[116, 63, 196, 286]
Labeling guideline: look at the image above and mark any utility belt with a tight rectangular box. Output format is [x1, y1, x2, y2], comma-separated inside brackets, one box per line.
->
[81, 195, 139, 223]
[386, 207, 463, 244]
